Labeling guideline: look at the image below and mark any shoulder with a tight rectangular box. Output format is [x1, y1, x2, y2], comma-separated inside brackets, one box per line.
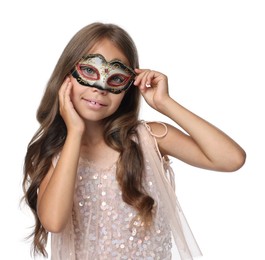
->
[138, 120, 168, 138]
[139, 120, 187, 157]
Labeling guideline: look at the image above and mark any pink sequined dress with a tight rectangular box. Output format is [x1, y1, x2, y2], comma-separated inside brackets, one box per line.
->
[51, 121, 202, 260]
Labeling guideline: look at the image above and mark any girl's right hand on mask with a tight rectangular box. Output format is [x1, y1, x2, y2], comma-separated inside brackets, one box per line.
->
[59, 77, 85, 135]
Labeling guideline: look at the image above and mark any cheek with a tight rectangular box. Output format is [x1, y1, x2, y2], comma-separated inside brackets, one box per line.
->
[70, 82, 84, 106]
[70, 86, 78, 101]
[70, 77, 83, 94]
[113, 93, 125, 108]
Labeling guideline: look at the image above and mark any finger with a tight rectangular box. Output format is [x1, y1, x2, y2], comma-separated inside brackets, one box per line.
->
[64, 80, 72, 103]
[135, 68, 150, 73]
[59, 77, 71, 108]
[60, 77, 71, 95]
[139, 70, 156, 89]
[146, 70, 161, 86]
[134, 70, 152, 89]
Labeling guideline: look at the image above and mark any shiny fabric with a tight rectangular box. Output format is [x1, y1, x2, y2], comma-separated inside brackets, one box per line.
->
[50, 121, 202, 259]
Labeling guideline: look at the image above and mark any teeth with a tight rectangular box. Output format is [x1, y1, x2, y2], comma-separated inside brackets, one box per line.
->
[91, 101, 97, 105]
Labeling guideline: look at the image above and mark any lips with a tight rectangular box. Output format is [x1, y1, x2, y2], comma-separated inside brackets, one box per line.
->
[83, 98, 107, 108]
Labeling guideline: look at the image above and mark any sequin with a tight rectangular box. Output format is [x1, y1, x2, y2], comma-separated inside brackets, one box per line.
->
[131, 228, 137, 236]
[58, 157, 172, 259]
[101, 201, 108, 210]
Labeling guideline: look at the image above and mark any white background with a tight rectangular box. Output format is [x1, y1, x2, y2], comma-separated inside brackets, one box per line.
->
[0, 0, 264, 259]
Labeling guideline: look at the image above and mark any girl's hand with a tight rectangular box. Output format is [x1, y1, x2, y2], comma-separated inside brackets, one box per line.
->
[58, 77, 85, 135]
[134, 68, 171, 111]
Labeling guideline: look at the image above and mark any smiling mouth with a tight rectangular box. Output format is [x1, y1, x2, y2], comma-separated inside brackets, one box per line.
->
[84, 98, 107, 107]
[90, 101, 99, 105]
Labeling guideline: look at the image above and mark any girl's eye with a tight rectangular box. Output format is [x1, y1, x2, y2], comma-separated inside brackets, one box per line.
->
[78, 64, 99, 80]
[107, 74, 129, 87]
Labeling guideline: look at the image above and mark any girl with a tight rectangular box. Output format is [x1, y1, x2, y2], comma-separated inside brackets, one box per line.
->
[22, 22, 246, 260]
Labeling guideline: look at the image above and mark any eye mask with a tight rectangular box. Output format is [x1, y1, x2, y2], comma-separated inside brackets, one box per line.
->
[71, 54, 136, 94]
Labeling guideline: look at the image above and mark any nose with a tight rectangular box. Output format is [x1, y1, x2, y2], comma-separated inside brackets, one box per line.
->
[91, 86, 108, 95]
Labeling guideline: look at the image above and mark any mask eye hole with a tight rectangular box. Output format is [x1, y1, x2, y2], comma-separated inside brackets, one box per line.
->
[107, 74, 130, 87]
[77, 64, 99, 80]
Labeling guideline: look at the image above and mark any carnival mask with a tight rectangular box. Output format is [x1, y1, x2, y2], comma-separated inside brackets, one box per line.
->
[71, 54, 136, 94]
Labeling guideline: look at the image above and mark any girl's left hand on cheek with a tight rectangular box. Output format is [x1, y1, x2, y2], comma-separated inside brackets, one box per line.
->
[134, 68, 169, 110]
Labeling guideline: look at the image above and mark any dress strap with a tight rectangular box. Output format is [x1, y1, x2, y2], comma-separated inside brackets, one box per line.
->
[142, 120, 168, 138]
[140, 120, 168, 162]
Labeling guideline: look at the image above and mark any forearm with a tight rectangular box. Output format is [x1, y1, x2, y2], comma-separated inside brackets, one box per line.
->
[37, 132, 82, 232]
[158, 97, 246, 170]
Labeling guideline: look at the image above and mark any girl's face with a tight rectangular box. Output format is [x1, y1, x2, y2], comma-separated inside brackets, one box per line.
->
[70, 38, 130, 122]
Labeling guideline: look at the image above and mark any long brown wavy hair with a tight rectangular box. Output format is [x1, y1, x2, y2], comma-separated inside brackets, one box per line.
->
[22, 22, 155, 257]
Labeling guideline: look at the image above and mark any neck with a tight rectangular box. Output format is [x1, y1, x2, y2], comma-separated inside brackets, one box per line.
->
[82, 121, 105, 146]
[80, 120, 119, 165]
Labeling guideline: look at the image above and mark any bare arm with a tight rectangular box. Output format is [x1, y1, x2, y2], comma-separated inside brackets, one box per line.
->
[37, 78, 85, 232]
[37, 133, 82, 232]
[134, 69, 246, 172]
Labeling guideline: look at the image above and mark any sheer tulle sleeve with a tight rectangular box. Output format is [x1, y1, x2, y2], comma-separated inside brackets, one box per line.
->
[138, 121, 203, 259]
